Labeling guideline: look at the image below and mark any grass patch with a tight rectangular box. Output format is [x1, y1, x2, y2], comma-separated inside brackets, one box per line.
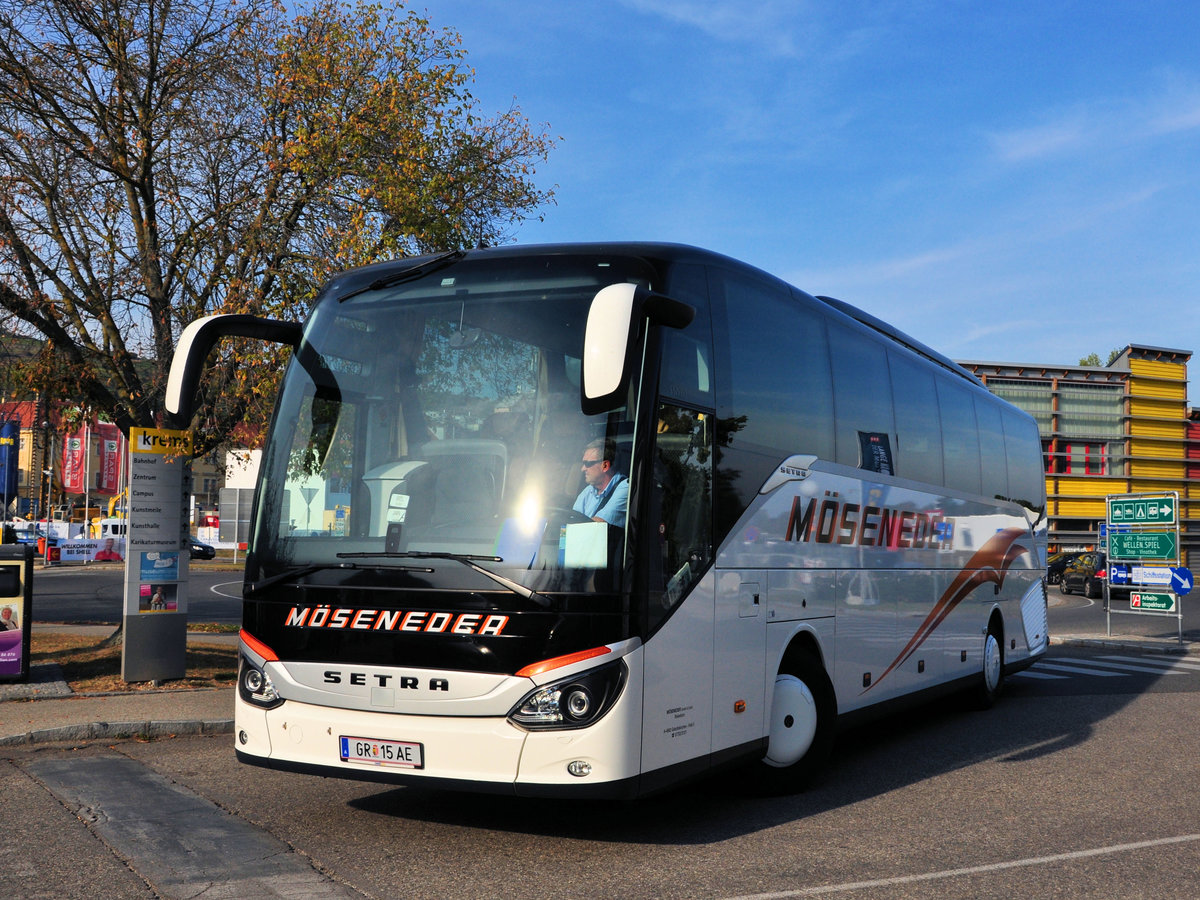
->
[31, 630, 238, 694]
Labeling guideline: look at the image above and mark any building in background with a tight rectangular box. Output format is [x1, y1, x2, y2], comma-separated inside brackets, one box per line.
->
[961, 345, 1195, 565]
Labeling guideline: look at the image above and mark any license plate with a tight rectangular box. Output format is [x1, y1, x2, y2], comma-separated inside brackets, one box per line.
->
[339, 735, 424, 769]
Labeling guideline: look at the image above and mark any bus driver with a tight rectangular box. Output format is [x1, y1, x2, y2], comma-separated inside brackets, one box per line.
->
[573, 439, 628, 528]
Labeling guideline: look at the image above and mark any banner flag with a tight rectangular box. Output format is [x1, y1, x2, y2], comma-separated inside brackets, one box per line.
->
[95, 423, 123, 494]
[62, 428, 86, 493]
[0, 420, 17, 506]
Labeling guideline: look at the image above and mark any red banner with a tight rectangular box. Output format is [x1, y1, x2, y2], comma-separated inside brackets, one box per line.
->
[62, 428, 86, 494]
[94, 423, 123, 494]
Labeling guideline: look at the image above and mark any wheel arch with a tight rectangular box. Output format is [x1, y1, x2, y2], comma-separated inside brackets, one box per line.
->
[772, 625, 836, 712]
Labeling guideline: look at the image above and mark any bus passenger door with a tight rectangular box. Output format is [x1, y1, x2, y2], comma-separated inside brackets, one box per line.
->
[641, 404, 717, 776]
[712, 569, 766, 755]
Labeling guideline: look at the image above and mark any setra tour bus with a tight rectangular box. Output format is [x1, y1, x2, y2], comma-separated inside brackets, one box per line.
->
[167, 243, 1048, 798]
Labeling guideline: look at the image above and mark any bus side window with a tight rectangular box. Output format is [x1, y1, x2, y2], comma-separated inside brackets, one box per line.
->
[650, 404, 713, 626]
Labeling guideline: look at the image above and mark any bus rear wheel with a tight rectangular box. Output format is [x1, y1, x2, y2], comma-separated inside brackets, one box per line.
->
[756, 653, 835, 793]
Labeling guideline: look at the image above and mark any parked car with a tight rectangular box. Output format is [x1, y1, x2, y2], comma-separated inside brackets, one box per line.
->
[1059, 551, 1107, 598]
[189, 539, 216, 560]
[1046, 551, 1083, 585]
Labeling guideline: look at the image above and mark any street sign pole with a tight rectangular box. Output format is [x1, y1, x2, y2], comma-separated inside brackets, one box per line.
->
[1104, 491, 1182, 644]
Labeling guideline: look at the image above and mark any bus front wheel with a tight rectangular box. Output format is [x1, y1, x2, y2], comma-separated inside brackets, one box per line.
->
[756, 653, 835, 793]
[972, 619, 1004, 709]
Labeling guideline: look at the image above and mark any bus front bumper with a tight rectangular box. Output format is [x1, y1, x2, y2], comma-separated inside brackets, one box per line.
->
[234, 690, 644, 798]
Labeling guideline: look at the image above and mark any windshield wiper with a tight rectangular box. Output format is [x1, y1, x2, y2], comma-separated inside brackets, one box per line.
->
[336, 249, 466, 303]
[244, 560, 433, 596]
[245, 563, 353, 596]
[337, 550, 550, 607]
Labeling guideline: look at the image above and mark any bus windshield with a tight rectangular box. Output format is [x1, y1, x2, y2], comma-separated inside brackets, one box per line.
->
[251, 253, 654, 595]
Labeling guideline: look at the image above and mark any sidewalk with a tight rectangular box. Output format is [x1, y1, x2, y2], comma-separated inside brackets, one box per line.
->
[0, 625, 237, 747]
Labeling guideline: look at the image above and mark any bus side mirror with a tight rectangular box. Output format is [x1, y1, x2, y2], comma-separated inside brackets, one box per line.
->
[581, 284, 694, 415]
[166, 314, 302, 425]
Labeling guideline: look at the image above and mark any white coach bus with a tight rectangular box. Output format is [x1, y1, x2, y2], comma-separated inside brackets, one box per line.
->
[168, 243, 1048, 798]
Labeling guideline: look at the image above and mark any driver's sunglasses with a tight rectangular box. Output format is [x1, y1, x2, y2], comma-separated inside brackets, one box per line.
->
[580, 458, 605, 467]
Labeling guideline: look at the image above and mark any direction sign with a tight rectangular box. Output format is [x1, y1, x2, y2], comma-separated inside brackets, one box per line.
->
[1131, 565, 1173, 586]
[1173, 567, 1194, 596]
[1109, 531, 1177, 561]
[1107, 495, 1176, 526]
[1130, 591, 1175, 612]
[1108, 563, 1130, 585]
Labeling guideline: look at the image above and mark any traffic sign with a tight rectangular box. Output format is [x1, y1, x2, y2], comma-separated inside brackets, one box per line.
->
[1172, 567, 1194, 596]
[1131, 565, 1172, 586]
[1109, 531, 1177, 561]
[1107, 495, 1176, 526]
[1130, 591, 1175, 612]
[1108, 563, 1130, 585]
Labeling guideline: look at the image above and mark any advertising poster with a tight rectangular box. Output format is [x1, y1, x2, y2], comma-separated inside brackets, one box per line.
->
[0, 600, 21, 677]
[138, 582, 178, 613]
[140, 550, 181, 581]
[57, 537, 127, 563]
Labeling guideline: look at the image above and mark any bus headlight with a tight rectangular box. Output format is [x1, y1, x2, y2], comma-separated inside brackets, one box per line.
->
[508, 661, 626, 731]
[239, 656, 283, 709]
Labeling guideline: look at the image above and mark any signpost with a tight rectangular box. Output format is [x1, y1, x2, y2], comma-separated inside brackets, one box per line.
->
[1107, 495, 1176, 526]
[1108, 531, 1177, 561]
[1130, 591, 1175, 612]
[1103, 491, 1182, 644]
[121, 427, 192, 682]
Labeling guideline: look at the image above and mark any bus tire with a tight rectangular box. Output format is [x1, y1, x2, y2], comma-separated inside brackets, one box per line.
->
[973, 618, 1004, 709]
[756, 653, 835, 793]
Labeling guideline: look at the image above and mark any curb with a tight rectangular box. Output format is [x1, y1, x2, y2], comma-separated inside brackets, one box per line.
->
[0, 718, 233, 748]
[1049, 635, 1197, 655]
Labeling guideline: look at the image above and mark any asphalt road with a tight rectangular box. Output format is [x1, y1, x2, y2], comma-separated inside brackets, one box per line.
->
[30, 561, 244, 623]
[5, 653, 1200, 899]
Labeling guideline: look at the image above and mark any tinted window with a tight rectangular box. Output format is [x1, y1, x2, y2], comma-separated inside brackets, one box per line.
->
[828, 321, 895, 470]
[1003, 408, 1047, 513]
[937, 378, 982, 495]
[659, 263, 714, 409]
[974, 395, 1009, 502]
[888, 350, 944, 486]
[716, 270, 835, 461]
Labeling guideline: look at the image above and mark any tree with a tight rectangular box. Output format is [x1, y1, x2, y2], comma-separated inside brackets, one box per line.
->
[1078, 349, 1122, 367]
[0, 0, 555, 452]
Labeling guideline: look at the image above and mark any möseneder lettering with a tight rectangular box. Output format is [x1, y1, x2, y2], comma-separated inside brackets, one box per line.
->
[785, 494, 954, 550]
[285, 605, 509, 636]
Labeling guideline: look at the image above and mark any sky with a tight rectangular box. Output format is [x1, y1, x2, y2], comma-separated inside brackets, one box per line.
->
[423, 1, 1200, 406]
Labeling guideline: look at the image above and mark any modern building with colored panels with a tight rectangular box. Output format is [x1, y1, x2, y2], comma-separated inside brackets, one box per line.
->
[959, 345, 1195, 567]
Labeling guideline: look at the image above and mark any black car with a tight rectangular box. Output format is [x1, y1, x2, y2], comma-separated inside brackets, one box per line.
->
[189, 539, 216, 560]
[1046, 551, 1083, 585]
[1059, 551, 1107, 598]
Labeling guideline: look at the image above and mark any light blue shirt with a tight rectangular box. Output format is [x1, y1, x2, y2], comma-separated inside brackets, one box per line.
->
[573, 473, 628, 527]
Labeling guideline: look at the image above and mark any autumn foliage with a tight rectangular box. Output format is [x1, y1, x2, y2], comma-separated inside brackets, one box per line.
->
[0, 0, 555, 452]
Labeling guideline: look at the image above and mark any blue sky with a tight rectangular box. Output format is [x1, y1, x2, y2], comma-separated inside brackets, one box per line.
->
[425, 1, 1200, 405]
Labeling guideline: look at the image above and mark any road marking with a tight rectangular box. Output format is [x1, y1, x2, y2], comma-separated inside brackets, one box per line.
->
[1062, 658, 1187, 675]
[1009, 669, 1069, 680]
[1031, 661, 1123, 677]
[210, 579, 243, 598]
[721, 833, 1200, 899]
[1099, 654, 1200, 673]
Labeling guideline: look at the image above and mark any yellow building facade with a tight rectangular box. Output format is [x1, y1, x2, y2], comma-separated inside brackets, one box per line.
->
[961, 345, 1195, 567]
